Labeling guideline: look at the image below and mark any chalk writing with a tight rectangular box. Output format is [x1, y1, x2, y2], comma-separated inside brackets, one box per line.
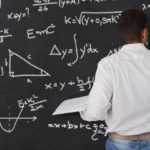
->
[0, 66, 4, 76]
[0, 28, 12, 43]
[45, 76, 94, 92]
[0, 104, 37, 133]
[18, 95, 47, 112]
[28, 55, 32, 59]
[27, 23, 56, 39]
[142, 4, 150, 10]
[64, 11, 122, 26]
[48, 121, 108, 141]
[27, 78, 32, 83]
[33, 0, 112, 10]
[8, 49, 50, 78]
[107, 46, 121, 56]
[38, 5, 49, 12]
[7, 7, 30, 21]
[58, 0, 107, 8]
[49, 34, 99, 66]
[33, 0, 58, 6]
[5, 58, 8, 66]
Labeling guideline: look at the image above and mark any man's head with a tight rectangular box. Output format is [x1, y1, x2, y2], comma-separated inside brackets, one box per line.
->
[118, 9, 148, 44]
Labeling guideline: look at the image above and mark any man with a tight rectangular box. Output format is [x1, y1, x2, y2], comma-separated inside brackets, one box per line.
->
[80, 9, 150, 150]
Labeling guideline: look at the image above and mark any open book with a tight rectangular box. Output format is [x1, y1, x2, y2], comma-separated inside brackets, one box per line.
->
[52, 95, 88, 115]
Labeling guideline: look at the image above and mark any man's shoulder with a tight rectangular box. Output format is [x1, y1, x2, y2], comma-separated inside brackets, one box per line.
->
[98, 45, 150, 67]
[98, 53, 119, 66]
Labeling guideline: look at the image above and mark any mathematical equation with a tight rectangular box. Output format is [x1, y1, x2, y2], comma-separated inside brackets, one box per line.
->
[50, 34, 99, 66]
[64, 11, 122, 26]
[27, 23, 56, 39]
[0, 28, 12, 43]
[33, 0, 111, 10]
[0, 24, 56, 43]
[7, 7, 30, 21]
[17, 94, 47, 112]
[48, 121, 107, 141]
[45, 76, 94, 92]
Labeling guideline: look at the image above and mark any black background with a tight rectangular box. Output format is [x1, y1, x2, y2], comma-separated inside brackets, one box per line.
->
[0, 0, 150, 150]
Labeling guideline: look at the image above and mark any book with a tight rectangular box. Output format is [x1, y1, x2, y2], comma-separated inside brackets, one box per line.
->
[52, 96, 88, 115]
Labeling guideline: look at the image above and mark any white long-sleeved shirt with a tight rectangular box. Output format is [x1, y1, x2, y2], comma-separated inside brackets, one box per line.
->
[80, 43, 150, 136]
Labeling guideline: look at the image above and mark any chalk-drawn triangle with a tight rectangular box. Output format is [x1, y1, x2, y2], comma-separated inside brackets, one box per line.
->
[8, 49, 50, 78]
[49, 45, 61, 56]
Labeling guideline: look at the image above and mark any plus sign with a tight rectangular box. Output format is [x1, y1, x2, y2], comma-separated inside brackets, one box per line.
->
[68, 81, 75, 86]
[90, 19, 94, 23]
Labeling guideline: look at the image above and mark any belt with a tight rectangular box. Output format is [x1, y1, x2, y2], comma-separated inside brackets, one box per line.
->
[109, 132, 150, 140]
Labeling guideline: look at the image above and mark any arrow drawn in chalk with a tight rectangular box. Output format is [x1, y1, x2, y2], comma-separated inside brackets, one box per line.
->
[0, 104, 37, 133]
[0, 116, 37, 121]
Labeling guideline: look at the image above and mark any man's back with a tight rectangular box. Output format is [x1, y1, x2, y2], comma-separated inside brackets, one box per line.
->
[80, 9, 150, 150]
[105, 43, 150, 135]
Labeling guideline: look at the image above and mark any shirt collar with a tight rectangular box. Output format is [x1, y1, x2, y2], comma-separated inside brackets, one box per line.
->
[120, 43, 147, 52]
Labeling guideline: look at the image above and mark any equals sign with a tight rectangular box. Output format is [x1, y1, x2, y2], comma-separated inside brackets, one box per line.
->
[68, 49, 73, 53]
[72, 19, 76, 24]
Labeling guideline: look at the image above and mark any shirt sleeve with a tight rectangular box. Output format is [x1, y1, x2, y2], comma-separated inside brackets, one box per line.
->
[80, 59, 113, 121]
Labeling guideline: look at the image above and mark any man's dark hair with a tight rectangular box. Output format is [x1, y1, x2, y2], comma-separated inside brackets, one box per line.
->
[118, 9, 147, 43]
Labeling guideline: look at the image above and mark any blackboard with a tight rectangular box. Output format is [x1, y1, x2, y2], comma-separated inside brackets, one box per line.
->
[0, 0, 150, 149]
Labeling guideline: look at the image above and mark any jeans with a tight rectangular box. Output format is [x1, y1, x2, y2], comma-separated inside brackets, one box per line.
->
[106, 134, 150, 150]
